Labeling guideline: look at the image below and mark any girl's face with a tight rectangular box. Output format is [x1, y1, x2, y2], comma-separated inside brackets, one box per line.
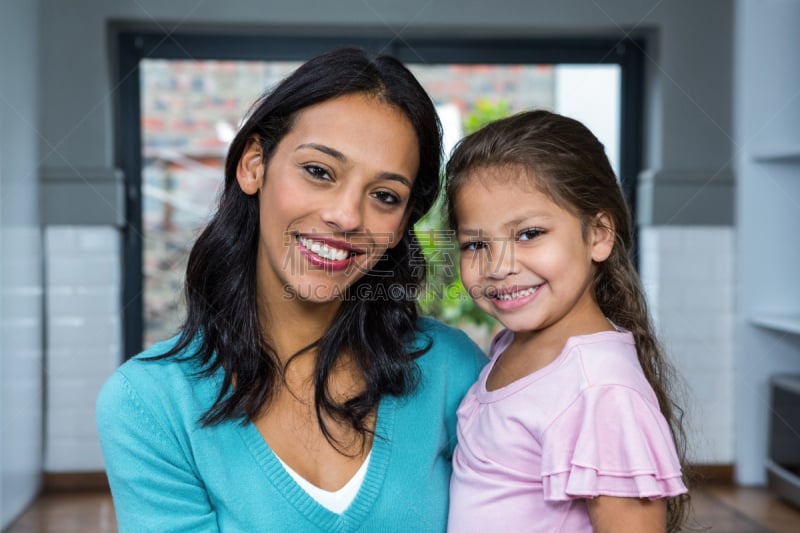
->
[237, 93, 419, 305]
[454, 168, 613, 339]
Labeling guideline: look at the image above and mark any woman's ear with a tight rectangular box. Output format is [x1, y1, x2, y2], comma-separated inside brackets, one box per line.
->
[236, 137, 265, 195]
[590, 212, 615, 263]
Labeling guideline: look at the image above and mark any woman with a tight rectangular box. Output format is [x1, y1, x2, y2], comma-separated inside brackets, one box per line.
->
[97, 48, 485, 532]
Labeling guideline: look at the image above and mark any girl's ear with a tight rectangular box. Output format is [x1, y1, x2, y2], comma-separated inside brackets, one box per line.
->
[590, 212, 615, 263]
[236, 137, 265, 195]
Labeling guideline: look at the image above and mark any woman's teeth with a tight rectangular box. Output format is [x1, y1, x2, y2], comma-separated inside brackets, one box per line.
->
[298, 237, 350, 261]
[495, 287, 536, 301]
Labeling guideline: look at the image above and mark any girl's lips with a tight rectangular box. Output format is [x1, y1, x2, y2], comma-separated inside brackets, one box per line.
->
[488, 284, 543, 311]
[296, 235, 365, 271]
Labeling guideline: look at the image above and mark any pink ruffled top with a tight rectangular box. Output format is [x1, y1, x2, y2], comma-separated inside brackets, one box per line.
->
[448, 329, 687, 533]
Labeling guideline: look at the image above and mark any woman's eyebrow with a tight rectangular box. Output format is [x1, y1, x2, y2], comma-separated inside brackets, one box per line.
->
[377, 172, 412, 189]
[297, 142, 346, 161]
[297, 142, 412, 189]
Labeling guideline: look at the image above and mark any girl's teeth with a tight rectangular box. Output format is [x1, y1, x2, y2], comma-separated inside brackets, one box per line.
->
[497, 287, 536, 301]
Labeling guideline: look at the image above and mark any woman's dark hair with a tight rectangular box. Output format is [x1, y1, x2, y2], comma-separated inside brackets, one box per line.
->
[151, 47, 442, 449]
[445, 110, 690, 532]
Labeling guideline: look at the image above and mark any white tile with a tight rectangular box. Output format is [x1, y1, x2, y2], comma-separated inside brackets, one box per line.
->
[46, 406, 96, 439]
[711, 255, 735, 283]
[687, 373, 733, 406]
[666, 311, 730, 342]
[0, 321, 40, 352]
[48, 378, 107, 411]
[698, 228, 733, 254]
[45, 226, 79, 253]
[77, 227, 119, 252]
[638, 227, 658, 252]
[47, 255, 120, 286]
[656, 284, 684, 311]
[682, 283, 730, 311]
[47, 348, 119, 379]
[45, 439, 105, 471]
[48, 286, 118, 317]
[656, 227, 684, 254]
[48, 316, 119, 349]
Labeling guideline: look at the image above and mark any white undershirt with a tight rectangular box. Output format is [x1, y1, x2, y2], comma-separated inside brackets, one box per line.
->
[275, 451, 372, 514]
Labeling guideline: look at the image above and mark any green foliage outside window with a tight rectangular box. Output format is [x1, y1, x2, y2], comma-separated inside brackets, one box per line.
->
[415, 99, 511, 334]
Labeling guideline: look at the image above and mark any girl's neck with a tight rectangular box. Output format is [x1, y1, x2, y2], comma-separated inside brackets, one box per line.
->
[510, 301, 614, 372]
[488, 305, 615, 391]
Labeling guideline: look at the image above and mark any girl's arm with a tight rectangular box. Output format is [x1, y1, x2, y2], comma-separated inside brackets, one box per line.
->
[587, 496, 666, 533]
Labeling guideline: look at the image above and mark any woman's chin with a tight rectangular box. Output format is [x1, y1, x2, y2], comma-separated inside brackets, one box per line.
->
[281, 281, 351, 304]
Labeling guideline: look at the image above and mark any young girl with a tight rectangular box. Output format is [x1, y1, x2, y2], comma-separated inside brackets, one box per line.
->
[446, 110, 689, 533]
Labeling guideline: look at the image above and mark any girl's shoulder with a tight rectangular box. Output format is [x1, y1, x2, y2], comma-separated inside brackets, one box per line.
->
[567, 330, 652, 392]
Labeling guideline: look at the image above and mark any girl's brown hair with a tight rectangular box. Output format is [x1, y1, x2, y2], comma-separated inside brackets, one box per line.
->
[446, 109, 690, 532]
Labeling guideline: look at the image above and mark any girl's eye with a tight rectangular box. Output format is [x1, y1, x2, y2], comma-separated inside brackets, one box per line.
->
[372, 190, 401, 206]
[518, 228, 543, 241]
[304, 165, 332, 181]
[461, 240, 487, 252]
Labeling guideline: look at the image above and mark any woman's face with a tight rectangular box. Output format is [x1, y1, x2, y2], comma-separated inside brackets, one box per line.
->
[237, 93, 420, 306]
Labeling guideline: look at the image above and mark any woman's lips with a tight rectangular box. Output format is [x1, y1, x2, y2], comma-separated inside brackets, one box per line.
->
[296, 235, 365, 271]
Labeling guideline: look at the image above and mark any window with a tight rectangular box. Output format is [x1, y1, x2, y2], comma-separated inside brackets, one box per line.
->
[118, 33, 643, 356]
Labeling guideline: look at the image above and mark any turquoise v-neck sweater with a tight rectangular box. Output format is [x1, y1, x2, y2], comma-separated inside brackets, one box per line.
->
[96, 318, 486, 532]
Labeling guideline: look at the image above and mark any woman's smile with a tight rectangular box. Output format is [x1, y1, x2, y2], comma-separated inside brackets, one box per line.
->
[296, 234, 365, 271]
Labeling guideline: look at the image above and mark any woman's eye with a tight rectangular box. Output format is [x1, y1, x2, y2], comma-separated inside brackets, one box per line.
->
[518, 228, 543, 241]
[373, 190, 401, 206]
[304, 165, 332, 181]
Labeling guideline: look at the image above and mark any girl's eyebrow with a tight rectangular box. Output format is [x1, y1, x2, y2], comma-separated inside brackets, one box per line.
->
[458, 214, 554, 235]
[296, 142, 413, 189]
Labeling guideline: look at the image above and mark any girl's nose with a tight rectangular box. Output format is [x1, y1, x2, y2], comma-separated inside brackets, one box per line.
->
[320, 186, 364, 233]
[485, 240, 518, 280]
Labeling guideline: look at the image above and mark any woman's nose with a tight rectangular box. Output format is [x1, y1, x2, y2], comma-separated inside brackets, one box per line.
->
[320, 186, 364, 233]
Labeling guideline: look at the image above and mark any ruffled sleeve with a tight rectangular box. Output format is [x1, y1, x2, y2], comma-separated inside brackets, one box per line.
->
[540, 385, 687, 501]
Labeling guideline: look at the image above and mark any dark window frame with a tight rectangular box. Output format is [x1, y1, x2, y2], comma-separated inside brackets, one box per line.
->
[116, 31, 644, 358]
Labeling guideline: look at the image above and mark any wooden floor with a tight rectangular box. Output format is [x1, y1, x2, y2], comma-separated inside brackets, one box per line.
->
[4, 485, 800, 532]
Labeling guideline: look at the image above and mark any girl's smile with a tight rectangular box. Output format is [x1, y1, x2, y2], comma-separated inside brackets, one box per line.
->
[487, 283, 544, 311]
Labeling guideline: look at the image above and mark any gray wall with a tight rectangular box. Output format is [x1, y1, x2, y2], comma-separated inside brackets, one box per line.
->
[0, 0, 44, 528]
[37, 0, 734, 226]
